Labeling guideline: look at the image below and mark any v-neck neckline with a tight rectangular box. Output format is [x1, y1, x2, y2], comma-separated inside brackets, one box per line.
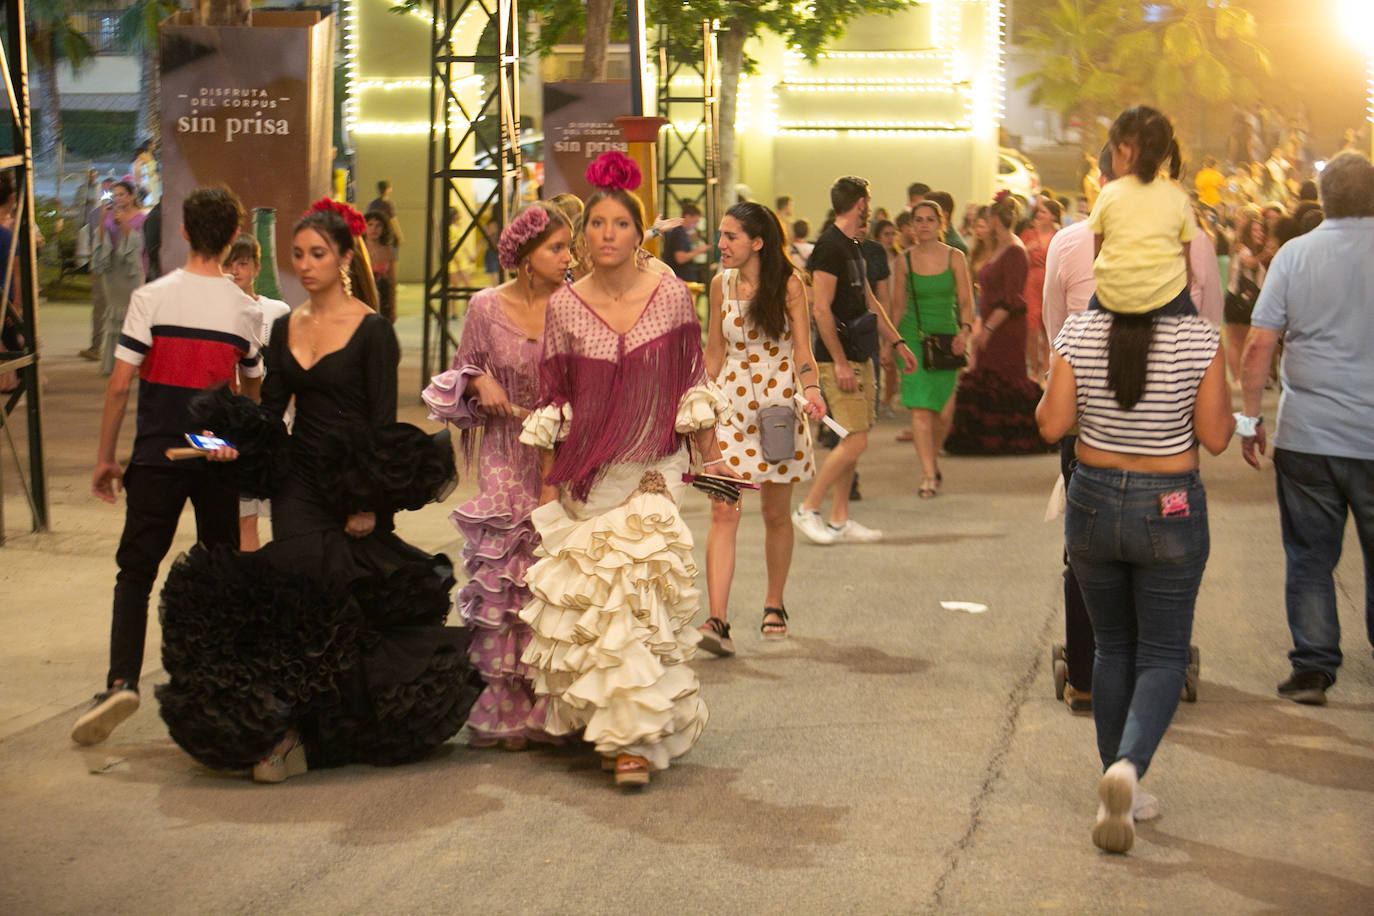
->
[569, 275, 666, 336]
[287, 313, 370, 371]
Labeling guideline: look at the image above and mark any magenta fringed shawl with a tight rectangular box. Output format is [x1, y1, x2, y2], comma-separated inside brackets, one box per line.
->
[538, 277, 705, 502]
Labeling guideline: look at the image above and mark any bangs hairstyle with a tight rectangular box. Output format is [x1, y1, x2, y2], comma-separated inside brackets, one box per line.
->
[912, 200, 942, 223]
[725, 201, 796, 342]
[224, 233, 260, 265]
[294, 207, 379, 311]
[581, 187, 646, 243]
[364, 209, 394, 246]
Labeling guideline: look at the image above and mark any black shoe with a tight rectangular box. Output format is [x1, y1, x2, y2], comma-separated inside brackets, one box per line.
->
[70, 683, 140, 745]
[1277, 669, 1332, 706]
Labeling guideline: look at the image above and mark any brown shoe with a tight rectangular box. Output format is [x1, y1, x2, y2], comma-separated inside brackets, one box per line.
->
[613, 754, 650, 787]
[78, 347, 100, 361]
[1064, 684, 1093, 715]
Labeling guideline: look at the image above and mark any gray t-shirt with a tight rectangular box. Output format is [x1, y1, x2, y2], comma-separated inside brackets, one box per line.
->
[1250, 217, 1374, 459]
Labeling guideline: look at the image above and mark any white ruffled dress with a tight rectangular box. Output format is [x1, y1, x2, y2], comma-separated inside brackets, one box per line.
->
[516, 385, 727, 768]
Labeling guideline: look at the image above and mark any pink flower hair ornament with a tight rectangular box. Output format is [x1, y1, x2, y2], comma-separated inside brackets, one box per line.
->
[585, 151, 642, 192]
[992, 189, 1012, 205]
[497, 205, 552, 271]
[306, 198, 368, 238]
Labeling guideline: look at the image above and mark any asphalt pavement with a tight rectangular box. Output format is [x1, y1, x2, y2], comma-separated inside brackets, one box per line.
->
[1, 291, 1370, 914]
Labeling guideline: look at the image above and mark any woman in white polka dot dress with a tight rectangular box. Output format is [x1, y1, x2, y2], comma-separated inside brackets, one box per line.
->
[700, 202, 827, 654]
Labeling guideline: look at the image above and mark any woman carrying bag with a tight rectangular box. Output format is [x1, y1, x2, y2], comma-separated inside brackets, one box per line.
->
[700, 202, 827, 653]
[890, 200, 974, 497]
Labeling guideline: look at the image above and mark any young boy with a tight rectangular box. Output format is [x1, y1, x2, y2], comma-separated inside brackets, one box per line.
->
[222, 233, 290, 550]
[73, 187, 263, 746]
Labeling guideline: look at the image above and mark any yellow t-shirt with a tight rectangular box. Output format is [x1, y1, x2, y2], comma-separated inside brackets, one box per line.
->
[1087, 176, 1198, 314]
[1194, 167, 1224, 207]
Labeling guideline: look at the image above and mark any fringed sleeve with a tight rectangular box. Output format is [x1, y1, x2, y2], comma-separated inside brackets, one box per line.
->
[674, 381, 731, 433]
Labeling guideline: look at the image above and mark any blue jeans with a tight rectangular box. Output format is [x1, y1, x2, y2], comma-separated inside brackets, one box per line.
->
[1273, 448, 1374, 680]
[1066, 466, 1209, 778]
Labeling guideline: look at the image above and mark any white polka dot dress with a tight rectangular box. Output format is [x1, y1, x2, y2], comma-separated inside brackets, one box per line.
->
[715, 269, 815, 483]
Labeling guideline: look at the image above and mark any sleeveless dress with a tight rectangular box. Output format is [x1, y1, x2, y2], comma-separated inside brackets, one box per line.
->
[421, 289, 554, 745]
[156, 314, 482, 771]
[897, 249, 961, 411]
[1020, 228, 1050, 335]
[715, 269, 815, 483]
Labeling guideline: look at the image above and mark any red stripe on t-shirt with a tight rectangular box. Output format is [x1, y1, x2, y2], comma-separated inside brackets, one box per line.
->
[140, 336, 246, 389]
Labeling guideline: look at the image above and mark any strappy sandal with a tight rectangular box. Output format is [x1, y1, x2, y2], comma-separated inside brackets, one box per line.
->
[761, 606, 788, 640]
[697, 617, 736, 656]
[614, 754, 650, 787]
[918, 477, 938, 499]
[252, 732, 307, 784]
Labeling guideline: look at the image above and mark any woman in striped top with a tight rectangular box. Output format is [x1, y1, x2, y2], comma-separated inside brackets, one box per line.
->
[1036, 106, 1234, 856]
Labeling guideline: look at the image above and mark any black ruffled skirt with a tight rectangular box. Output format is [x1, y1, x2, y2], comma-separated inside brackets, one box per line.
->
[156, 530, 482, 771]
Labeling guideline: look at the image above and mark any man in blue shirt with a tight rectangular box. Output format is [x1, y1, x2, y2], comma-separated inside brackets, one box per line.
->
[1240, 151, 1374, 706]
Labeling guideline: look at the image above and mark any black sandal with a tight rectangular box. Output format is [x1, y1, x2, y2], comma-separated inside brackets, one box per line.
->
[697, 617, 736, 657]
[761, 606, 788, 640]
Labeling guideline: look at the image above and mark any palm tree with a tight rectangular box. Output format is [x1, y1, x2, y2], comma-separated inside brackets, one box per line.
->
[26, 0, 96, 166]
[117, 0, 179, 146]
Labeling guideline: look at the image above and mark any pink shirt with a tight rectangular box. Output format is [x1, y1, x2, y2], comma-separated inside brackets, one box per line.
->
[1043, 218, 1223, 342]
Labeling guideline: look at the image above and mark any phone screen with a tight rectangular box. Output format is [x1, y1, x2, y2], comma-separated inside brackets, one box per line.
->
[185, 433, 233, 451]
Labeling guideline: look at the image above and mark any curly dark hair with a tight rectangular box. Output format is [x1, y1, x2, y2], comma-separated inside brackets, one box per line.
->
[183, 187, 244, 258]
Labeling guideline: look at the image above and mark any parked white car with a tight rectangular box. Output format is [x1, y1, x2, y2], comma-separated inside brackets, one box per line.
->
[995, 147, 1040, 210]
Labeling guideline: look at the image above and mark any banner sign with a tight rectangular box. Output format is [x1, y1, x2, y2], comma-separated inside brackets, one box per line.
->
[541, 81, 633, 201]
[159, 11, 333, 305]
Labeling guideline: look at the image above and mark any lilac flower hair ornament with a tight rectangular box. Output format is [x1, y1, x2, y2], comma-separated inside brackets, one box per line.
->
[497, 205, 552, 271]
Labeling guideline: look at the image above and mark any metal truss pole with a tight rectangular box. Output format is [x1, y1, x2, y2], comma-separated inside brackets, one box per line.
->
[0, 0, 49, 543]
[422, 0, 521, 388]
[656, 21, 720, 236]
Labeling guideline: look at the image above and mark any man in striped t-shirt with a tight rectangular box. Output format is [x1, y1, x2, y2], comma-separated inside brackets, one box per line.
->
[72, 187, 264, 746]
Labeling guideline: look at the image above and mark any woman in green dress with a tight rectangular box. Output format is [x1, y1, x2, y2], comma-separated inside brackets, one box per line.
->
[889, 200, 975, 497]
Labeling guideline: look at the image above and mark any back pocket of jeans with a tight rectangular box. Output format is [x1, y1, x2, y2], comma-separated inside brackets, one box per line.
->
[1145, 514, 1209, 565]
[1065, 498, 1096, 556]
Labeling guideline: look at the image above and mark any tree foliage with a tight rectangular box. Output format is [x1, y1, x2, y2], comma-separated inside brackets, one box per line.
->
[1016, 0, 1272, 146]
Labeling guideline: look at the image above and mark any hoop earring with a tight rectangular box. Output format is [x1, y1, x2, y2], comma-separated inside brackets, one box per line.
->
[340, 265, 353, 298]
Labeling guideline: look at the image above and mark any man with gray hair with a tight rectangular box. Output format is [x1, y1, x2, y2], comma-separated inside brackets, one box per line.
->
[1239, 150, 1374, 706]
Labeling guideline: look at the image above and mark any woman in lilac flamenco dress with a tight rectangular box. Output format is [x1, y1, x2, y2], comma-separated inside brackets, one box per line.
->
[423, 203, 573, 749]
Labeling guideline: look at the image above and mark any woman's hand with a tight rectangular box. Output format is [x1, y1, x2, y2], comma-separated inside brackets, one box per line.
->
[703, 457, 742, 480]
[471, 375, 515, 418]
[345, 511, 376, 538]
[952, 332, 969, 357]
[801, 388, 827, 421]
[878, 341, 894, 370]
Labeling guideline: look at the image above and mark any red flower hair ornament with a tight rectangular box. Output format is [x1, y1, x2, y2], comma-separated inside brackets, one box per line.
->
[992, 189, 1012, 205]
[306, 198, 367, 238]
[585, 151, 642, 192]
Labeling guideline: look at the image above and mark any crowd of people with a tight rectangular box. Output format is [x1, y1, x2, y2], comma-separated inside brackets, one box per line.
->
[65, 105, 1371, 859]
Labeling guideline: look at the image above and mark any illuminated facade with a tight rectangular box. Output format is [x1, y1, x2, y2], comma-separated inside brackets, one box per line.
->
[347, 1, 1007, 277]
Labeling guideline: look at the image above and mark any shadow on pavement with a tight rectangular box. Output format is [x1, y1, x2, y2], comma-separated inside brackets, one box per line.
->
[1168, 683, 1374, 792]
[1129, 825, 1374, 910]
[695, 636, 930, 685]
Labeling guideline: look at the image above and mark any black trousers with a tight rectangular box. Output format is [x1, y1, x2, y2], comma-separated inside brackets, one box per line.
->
[1061, 436, 1095, 691]
[107, 463, 238, 688]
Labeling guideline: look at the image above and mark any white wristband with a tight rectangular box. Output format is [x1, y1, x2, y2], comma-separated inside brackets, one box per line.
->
[1233, 413, 1262, 437]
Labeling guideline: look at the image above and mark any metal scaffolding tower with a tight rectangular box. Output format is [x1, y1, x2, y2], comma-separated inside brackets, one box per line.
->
[656, 21, 720, 236]
[0, 0, 49, 544]
[421, 0, 521, 386]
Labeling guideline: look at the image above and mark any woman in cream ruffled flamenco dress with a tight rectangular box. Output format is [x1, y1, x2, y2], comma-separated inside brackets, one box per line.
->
[517, 152, 733, 787]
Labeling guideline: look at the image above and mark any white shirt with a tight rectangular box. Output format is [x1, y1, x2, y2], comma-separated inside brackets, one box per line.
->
[1043, 218, 1224, 343]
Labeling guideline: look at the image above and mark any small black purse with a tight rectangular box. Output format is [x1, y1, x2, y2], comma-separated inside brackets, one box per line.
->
[907, 250, 967, 371]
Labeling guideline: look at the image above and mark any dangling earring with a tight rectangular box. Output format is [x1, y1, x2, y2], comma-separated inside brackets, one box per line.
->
[525, 261, 535, 291]
[340, 265, 353, 298]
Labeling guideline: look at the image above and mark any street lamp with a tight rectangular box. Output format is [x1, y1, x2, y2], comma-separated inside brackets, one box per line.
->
[1335, 0, 1374, 157]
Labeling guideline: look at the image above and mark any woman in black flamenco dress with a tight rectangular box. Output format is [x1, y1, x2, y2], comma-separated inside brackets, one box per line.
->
[155, 203, 481, 781]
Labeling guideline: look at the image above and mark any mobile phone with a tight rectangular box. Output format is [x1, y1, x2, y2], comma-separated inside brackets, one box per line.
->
[185, 433, 234, 451]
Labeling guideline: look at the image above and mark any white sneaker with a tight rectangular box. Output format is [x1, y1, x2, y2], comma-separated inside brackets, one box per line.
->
[829, 518, 883, 543]
[1092, 759, 1137, 853]
[791, 507, 836, 545]
[1132, 788, 1160, 822]
[70, 685, 140, 746]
